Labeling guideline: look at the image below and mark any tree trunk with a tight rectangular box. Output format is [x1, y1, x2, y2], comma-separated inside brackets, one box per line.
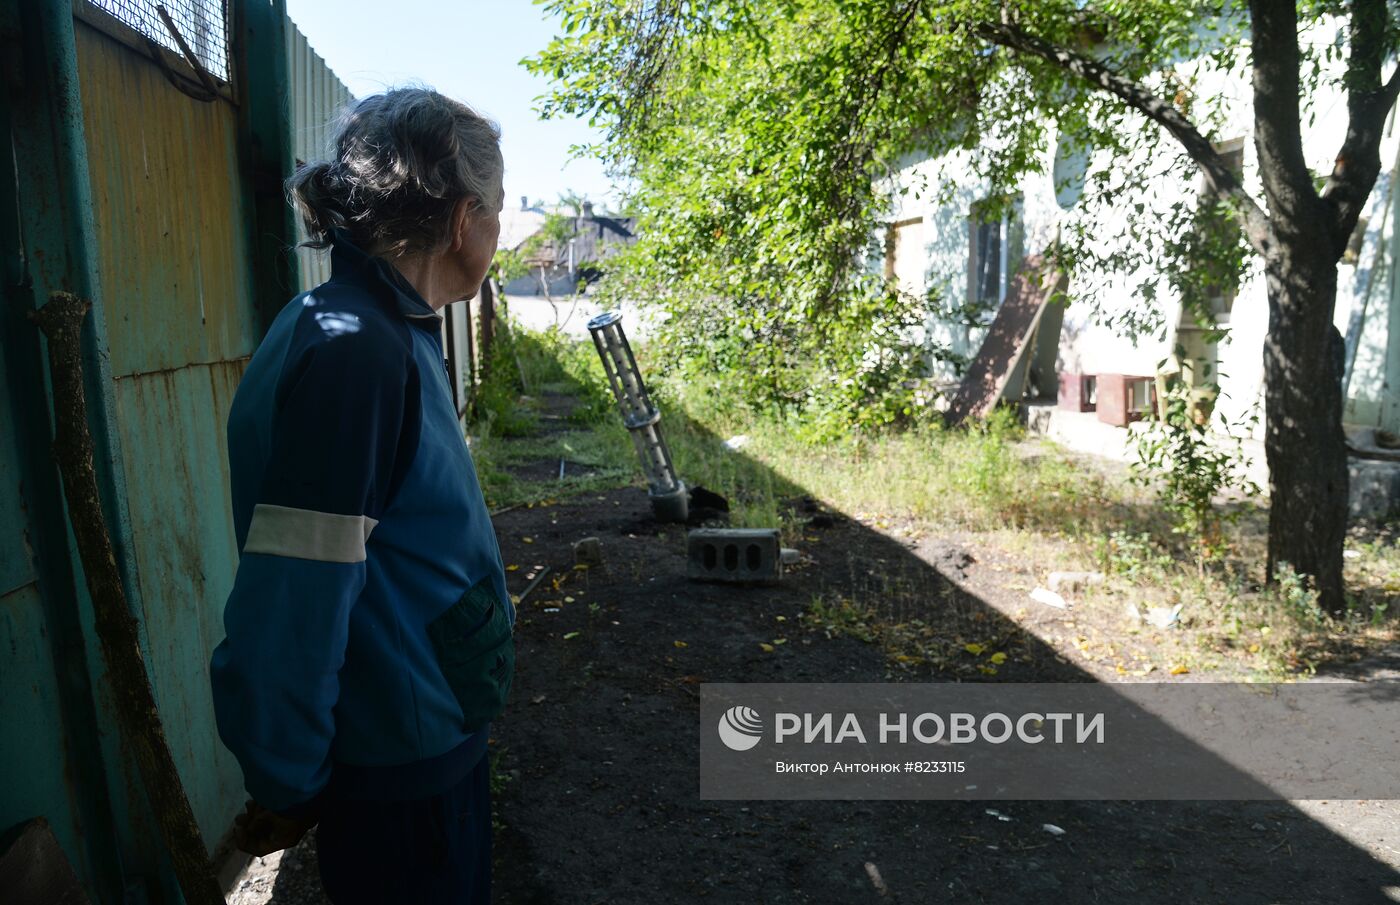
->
[1261, 240, 1349, 614]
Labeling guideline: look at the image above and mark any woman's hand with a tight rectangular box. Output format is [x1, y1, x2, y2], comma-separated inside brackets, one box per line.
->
[233, 799, 317, 856]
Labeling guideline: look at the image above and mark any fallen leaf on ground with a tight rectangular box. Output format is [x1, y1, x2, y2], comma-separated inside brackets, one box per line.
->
[1169, 664, 1190, 676]
[562, 631, 580, 640]
[674, 640, 688, 648]
[759, 643, 775, 653]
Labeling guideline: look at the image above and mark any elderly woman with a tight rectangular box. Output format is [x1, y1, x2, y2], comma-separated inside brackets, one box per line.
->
[209, 88, 513, 904]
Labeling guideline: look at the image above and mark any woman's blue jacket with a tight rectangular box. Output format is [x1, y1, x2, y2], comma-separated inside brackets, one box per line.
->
[210, 232, 514, 815]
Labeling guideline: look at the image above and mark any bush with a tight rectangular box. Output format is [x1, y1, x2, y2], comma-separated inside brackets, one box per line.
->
[1130, 379, 1259, 567]
[637, 274, 932, 444]
[470, 319, 615, 436]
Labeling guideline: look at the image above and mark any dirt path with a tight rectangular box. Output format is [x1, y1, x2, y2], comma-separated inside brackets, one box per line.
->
[239, 386, 1400, 905]
[487, 495, 1400, 904]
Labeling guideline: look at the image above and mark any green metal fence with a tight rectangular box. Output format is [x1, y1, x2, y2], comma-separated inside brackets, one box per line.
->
[0, 1, 299, 900]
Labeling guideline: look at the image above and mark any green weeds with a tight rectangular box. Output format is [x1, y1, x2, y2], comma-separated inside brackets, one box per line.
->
[469, 320, 1400, 678]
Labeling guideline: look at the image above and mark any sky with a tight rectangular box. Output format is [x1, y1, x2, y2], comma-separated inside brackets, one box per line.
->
[283, 0, 615, 211]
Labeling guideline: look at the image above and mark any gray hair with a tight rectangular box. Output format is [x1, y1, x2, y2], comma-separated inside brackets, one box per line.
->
[287, 88, 504, 258]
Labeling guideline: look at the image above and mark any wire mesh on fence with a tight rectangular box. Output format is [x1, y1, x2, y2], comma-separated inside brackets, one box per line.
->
[90, 0, 230, 82]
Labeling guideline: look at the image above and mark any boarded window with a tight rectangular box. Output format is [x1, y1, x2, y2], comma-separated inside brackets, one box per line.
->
[89, 0, 230, 81]
[884, 216, 924, 299]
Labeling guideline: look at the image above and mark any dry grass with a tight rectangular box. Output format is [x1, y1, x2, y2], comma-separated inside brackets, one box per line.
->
[472, 322, 1400, 679]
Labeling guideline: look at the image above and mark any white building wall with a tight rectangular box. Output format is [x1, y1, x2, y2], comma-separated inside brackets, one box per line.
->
[889, 18, 1400, 435]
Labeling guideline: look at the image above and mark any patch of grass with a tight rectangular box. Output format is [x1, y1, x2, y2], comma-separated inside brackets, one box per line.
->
[652, 356, 1400, 679]
[801, 590, 1030, 679]
[658, 370, 1108, 537]
[803, 595, 880, 644]
[473, 406, 636, 509]
[469, 320, 638, 509]
[473, 378, 540, 438]
[664, 420, 795, 533]
[470, 321, 1400, 678]
[472, 423, 636, 510]
[482, 471, 636, 512]
[471, 321, 614, 439]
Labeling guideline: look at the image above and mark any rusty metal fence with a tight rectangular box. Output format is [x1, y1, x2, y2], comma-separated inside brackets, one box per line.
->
[89, 0, 229, 79]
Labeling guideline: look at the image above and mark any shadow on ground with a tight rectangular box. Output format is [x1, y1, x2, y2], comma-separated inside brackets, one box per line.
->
[262, 347, 1400, 905]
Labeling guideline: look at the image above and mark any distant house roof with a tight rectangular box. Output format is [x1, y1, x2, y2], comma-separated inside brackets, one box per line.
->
[499, 202, 637, 267]
[591, 215, 634, 239]
[498, 209, 546, 251]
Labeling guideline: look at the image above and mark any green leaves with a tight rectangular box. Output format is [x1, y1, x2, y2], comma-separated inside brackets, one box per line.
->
[524, 0, 1358, 438]
[1130, 378, 1260, 565]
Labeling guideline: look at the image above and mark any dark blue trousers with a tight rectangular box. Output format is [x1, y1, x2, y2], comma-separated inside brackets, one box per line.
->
[316, 754, 491, 904]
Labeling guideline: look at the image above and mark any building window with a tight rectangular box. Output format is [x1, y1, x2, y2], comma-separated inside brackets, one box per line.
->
[971, 209, 1000, 307]
[967, 196, 1022, 322]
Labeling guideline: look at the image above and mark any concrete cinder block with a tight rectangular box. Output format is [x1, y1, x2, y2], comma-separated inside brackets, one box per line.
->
[687, 528, 782, 582]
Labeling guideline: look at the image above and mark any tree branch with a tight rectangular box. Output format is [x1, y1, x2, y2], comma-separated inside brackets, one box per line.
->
[832, 0, 926, 181]
[1320, 0, 1400, 256]
[974, 20, 1273, 255]
[817, 0, 927, 304]
[1246, 0, 1321, 242]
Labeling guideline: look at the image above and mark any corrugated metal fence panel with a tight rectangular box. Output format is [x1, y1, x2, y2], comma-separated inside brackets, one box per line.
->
[0, 330, 90, 890]
[78, 20, 258, 377]
[74, 18, 250, 857]
[106, 363, 248, 848]
[286, 19, 353, 291]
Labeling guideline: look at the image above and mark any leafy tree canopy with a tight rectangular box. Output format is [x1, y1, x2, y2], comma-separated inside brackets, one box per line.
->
[530, 1, 1400, 614]
[530, 0, 1392, 354]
